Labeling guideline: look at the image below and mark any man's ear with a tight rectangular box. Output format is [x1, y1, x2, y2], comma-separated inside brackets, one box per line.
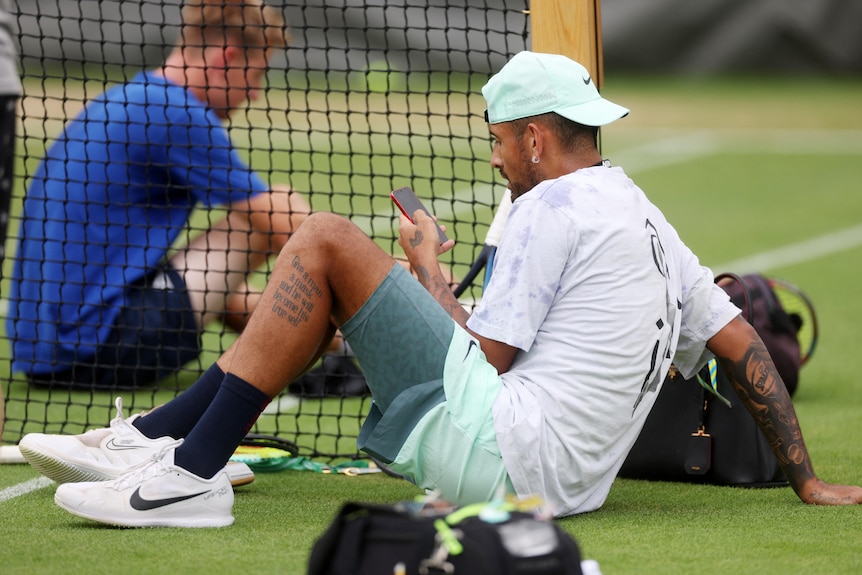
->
[527, 122, 545, 159]
[201, 45, 228, 70]
[223, 45, 243, 65]
[205, 45, 241, 70]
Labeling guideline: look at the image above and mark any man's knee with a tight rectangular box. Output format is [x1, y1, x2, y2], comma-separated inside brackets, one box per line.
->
[293, 212, 355, 245]
[272, 211, 356, 267]
[279, 212, 395, 319]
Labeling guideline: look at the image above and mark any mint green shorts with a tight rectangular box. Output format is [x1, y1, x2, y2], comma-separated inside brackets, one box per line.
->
[340, 264, 513, 505]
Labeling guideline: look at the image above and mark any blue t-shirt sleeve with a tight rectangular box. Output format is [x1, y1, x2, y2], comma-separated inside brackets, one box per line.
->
[162, 102, 268, 207]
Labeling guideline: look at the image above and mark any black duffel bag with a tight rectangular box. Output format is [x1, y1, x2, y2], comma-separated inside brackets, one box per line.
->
[619, 362, 786, 486]
[619, 273, 816, 487]
[307, 500, 584, 575]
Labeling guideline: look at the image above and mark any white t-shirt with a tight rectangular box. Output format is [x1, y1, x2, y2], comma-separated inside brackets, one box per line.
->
[467, 166, 739, 517]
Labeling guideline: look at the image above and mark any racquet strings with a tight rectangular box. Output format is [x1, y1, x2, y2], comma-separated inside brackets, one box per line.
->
[769, 278, 818, 365]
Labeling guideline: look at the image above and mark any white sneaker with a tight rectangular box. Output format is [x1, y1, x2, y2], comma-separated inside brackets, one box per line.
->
[19, 397, 254, 488]
[54, 444, 235, 528]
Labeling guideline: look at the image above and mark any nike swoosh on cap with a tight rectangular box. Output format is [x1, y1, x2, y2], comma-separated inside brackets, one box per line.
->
[130, 487, 210, 511]
[582, 75, 591, 85]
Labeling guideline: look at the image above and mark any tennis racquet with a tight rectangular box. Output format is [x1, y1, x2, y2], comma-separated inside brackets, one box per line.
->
[452, 190, 512, 297]
[768, 277, 818, 366]
[231, 434, 299, 473]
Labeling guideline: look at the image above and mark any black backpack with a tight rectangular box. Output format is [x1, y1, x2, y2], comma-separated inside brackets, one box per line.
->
[719, 273, 807, 395]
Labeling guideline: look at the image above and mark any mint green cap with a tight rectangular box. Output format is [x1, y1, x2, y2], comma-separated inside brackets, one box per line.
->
[482, 51, 629, 126]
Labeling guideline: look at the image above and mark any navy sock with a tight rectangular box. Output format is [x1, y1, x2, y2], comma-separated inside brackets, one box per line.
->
[132, 363, 225, 440]
[175, 372, 271, 479]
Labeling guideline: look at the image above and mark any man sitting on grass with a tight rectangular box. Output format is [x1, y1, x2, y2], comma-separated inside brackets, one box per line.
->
[7, 0, 309, 390]
[21, 51, 862, 527]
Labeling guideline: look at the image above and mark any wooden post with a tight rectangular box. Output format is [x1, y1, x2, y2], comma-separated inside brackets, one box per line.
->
[529, 0, 604, 88]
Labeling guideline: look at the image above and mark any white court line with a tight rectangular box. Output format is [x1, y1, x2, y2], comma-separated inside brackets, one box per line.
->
[444, 127, 862, 225]
[713, 223, 862, 274]
[0, 476, 54, 504]
[606, 130, 723, 174]
[310, 127, 862, 238]
[442, 128, 862, 275]
[607, 128, 862, 175]
[604, 128, 862, 273]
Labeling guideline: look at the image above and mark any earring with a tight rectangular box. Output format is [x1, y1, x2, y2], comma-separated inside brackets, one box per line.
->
[531, 155, 540, 164]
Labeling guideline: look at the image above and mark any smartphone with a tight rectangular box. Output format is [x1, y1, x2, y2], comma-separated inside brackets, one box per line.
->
[390, 186, 449, 244]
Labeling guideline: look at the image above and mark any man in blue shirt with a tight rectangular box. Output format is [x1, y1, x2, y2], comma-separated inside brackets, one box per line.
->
[8, 0, 310, 388]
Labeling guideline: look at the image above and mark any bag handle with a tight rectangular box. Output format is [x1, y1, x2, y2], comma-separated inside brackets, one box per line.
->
[715, 272, 754, 324]
[768, 277, 819, 365]
[748, 274, 799, 336]
[685, 382, 712, 476]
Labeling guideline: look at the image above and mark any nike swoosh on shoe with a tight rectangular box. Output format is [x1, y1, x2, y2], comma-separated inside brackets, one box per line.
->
[105, 438, 153, 451]
[129, 487, 210, 511]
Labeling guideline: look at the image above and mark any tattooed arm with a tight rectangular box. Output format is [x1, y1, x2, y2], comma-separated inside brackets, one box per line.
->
[708, 316, 862, 506]
[398, 211, 518, 373]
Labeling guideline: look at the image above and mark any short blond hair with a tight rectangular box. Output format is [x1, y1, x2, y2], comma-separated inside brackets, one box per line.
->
[180, 0, 290, 50]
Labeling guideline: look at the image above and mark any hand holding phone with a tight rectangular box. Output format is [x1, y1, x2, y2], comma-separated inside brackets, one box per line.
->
[390, 186, 449, 244]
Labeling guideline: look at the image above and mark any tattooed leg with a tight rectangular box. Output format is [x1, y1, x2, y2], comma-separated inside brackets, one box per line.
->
[217, 212, 396, 397]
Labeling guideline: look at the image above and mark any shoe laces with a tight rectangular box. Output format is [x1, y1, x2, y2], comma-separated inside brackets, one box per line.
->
[109, 396, 130, 429]
[110, 439, 183, 491]
[76, 397, 142, 447]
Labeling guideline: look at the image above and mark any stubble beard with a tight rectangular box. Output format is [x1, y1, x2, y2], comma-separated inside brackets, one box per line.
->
[507, 158, 543, 201]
